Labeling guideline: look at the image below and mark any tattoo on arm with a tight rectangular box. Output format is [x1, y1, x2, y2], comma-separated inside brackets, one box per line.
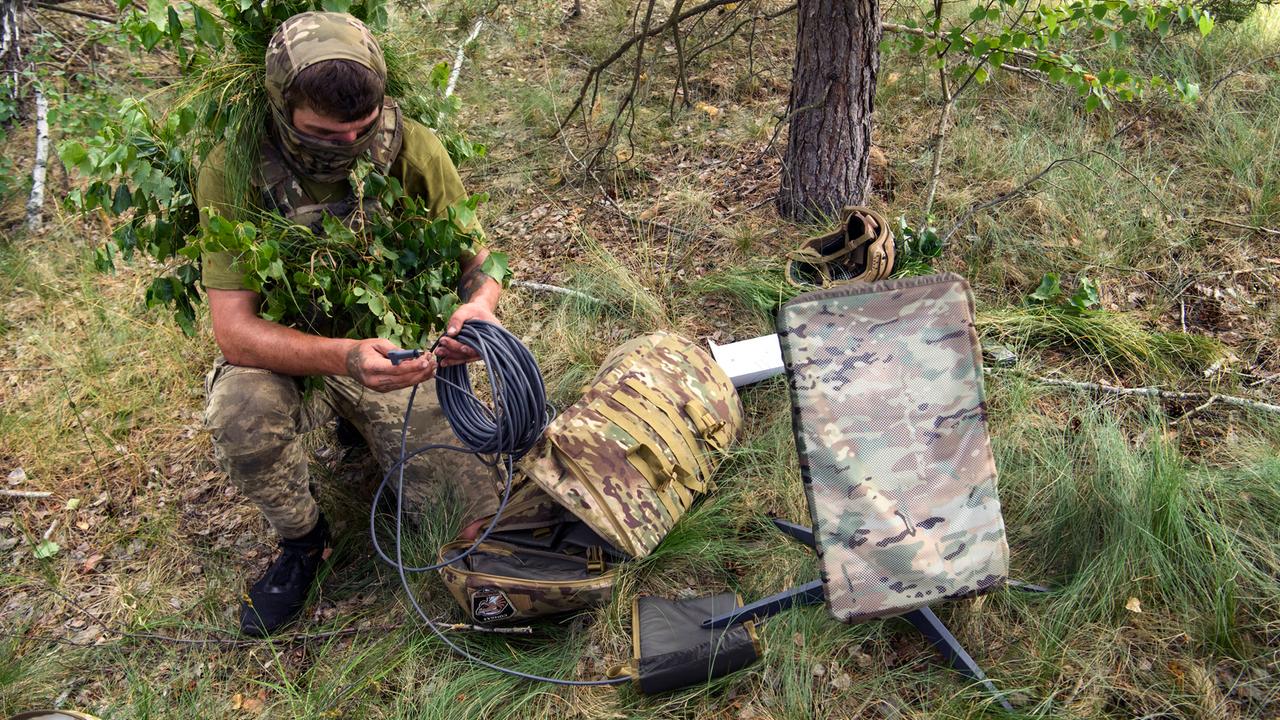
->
[458, 266, 490, 302]
[345, 344, 367, 384]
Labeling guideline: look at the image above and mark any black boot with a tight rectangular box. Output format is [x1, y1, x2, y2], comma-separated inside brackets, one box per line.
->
[239, 514, 330, 637]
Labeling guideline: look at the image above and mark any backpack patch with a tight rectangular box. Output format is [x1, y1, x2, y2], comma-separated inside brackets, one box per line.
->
[470, 587, 516, 622]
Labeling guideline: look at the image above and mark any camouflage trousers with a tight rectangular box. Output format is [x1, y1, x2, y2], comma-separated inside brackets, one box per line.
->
[203, 357, 501, 539]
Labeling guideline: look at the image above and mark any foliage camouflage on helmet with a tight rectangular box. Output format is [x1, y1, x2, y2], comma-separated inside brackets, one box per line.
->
[517, 332, 743, 558]
[264, 11, 399, 183]
[777, 273, 1010, 623]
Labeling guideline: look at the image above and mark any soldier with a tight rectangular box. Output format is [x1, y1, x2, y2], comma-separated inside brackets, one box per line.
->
[198, 11, 502, 636]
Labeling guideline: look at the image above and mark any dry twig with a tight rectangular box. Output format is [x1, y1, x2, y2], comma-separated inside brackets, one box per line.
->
[510, 280, 602, 304]
[1, 489, 53, 498]
[561, 0, 741, 130]
[1014, 373, 1280, 416]
[1203, 217, 1280, 236]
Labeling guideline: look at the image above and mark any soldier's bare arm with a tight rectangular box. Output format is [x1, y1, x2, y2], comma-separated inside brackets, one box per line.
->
[208, 287, 437, 391]
[435, 248, 502, 367]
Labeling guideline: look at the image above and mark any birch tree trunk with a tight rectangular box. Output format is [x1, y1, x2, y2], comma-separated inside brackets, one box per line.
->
[25, 86, 48, 231]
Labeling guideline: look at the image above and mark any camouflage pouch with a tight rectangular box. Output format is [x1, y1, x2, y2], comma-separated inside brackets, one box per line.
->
[437, 537, 619, 624]
[777, 272, 1010, 623]
[437, 332, 743, 622]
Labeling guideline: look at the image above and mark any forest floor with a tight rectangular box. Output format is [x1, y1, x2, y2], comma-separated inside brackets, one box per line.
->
[1, 0, 1279, 718]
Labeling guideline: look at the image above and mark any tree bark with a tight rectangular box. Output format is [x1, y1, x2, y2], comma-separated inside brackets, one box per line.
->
[776, 0, 880, 221]
[25, 86, 48, 232]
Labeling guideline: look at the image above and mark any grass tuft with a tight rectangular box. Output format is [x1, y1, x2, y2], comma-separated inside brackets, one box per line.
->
[977, 305, 1225, 381]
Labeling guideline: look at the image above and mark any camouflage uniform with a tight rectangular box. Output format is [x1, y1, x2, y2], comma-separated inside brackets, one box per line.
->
[205, 357, 501, 538]
[777, 273, 1009, 623]
[201, 13, 498, 539]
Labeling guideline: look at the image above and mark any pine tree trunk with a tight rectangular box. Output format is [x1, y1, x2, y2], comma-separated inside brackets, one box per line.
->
[776, 0, 880, 221]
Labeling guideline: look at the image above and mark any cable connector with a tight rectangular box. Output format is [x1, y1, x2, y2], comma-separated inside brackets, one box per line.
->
[388, 349, 423, 366]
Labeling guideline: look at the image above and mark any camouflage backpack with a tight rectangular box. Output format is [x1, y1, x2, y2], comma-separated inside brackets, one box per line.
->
[438, 331, 743, 623]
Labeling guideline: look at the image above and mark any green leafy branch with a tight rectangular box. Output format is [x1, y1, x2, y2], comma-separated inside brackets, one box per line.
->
[891, 217, 944, 277]
[187, 179, 509, 349]
[892, 0, 1216, 109]
[61, 0, 488, 337]
[1028, 271, 1102, 314]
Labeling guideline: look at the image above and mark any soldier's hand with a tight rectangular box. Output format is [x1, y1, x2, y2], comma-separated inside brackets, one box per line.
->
[346, 338, 437, 392]
[435, 302, 500, 367]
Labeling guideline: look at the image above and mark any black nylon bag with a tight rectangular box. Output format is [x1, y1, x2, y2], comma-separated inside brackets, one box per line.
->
[628, 593, 762, 694]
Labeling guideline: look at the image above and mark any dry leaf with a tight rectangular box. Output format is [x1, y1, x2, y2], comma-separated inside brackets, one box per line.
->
[695, 101, 721, 118]
[637, 203, 661, 221]
[81, 553, 104, 573]
[1125, 596, 1142, 613]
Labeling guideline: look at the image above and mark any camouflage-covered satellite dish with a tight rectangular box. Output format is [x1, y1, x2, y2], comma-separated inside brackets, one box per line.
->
[777, 272, 1010, 623]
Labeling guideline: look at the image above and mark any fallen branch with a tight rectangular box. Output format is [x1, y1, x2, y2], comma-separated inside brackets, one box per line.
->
[511, 279, 602, 303]
[594, 195, 698, 240]
[444, 20, 483, 98]
[1207, 51, 1280, 96]
[1, 0, 20, 70]
[940, 149, 1177, 245]
[1, 489, 53, 498]
[25, 85, 49, 231]
[1015, 374, 1280, 416]
[1203, 217, 1280, 237]
[940, 157, 1076, 244]
[33, 2, 114, 23]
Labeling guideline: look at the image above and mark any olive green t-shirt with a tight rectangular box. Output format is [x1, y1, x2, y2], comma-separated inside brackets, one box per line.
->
[197, 118, 481, 291]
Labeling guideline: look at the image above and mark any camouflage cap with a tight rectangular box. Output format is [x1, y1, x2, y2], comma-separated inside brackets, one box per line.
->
[264, 11, 387, 116]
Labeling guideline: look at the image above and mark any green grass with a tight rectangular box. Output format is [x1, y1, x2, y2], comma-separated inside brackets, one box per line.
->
[977, 305, 1226, 382]
[3, 0, 1279, 718]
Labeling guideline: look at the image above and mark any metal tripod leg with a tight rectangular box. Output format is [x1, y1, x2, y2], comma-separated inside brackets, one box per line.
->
[701, 579, 825, 629]
[903, 606, 1015, 713]
[770, 517, 816, 547]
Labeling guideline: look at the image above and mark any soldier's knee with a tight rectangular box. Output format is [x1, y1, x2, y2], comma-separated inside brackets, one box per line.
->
[205, 369, 302, 473]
